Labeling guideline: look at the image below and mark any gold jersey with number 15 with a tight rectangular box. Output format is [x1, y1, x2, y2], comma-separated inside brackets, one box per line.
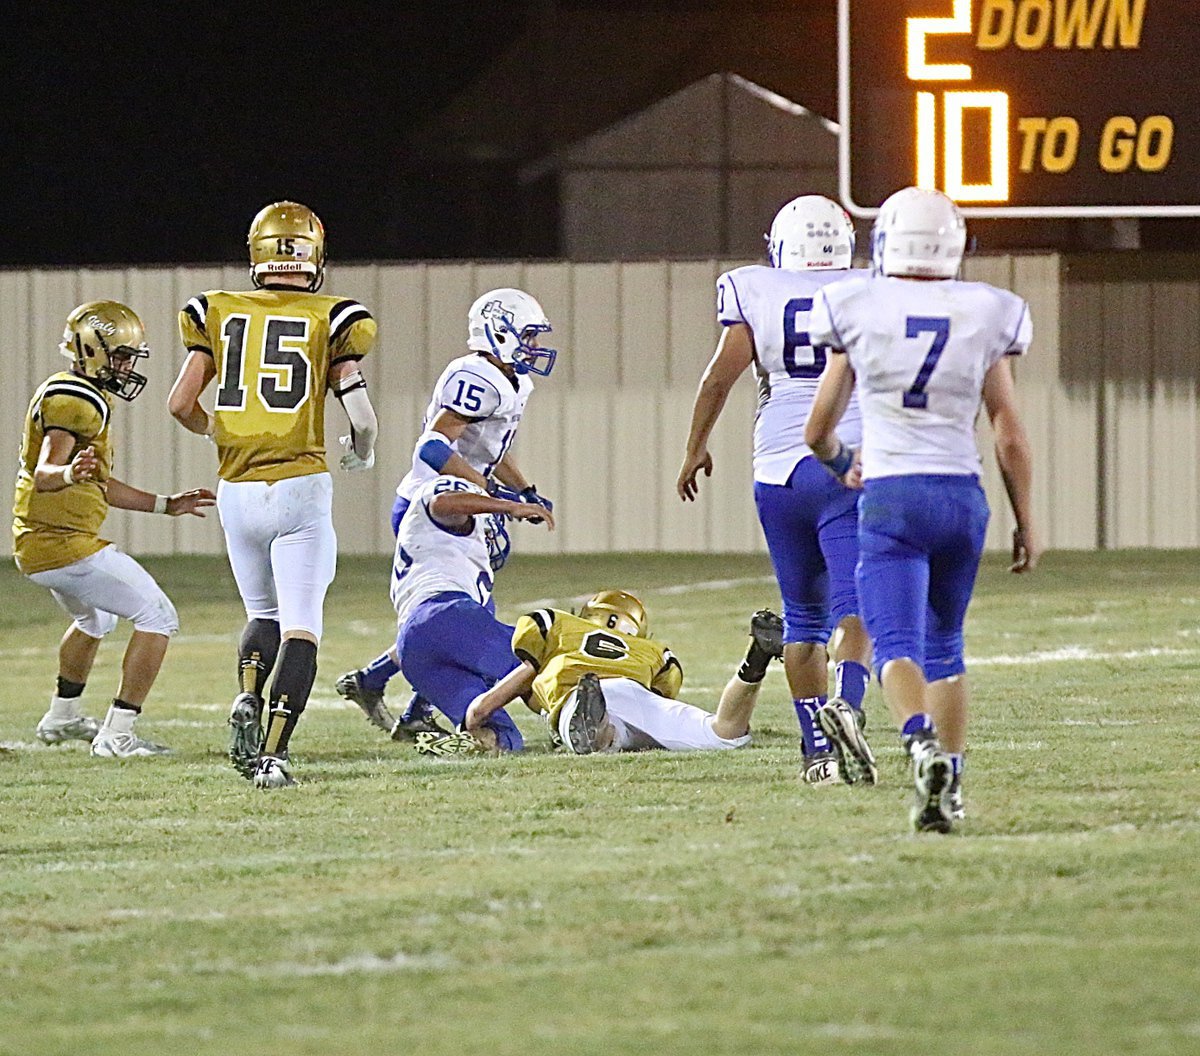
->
[178, 288, 375, 484]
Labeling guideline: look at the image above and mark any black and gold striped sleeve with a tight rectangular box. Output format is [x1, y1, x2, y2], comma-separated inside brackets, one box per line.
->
[178, 293, 212, 355]
[511, 608, 556, 671]
[651, 648, 683, 700]
[329, 299, 376, 365]
[36, 378, 109, 440]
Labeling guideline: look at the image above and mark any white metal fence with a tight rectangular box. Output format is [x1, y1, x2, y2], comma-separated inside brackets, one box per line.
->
[1, 251, 1160, 559]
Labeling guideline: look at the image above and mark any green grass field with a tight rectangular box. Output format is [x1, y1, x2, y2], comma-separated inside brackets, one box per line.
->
[2, 550, 1198, 1056]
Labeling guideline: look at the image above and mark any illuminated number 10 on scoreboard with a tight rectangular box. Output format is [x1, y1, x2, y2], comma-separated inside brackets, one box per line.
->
[838, 0, 1200, 216]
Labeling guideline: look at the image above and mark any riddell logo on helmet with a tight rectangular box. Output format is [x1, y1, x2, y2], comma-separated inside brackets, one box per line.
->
[86, 315, 118, 335]
[263, 261, 305, 272]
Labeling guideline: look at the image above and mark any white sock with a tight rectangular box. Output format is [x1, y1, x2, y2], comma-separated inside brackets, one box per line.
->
[47, 695, 84, 721]
[101, 704, 137, 736]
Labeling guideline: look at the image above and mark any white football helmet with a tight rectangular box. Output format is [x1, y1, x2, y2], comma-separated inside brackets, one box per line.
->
[871, 187, 966, 279]
[467, 288, 557, 376]
[766, 195, 855, 271]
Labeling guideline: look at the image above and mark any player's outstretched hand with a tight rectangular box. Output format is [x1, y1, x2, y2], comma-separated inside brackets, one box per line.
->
[1010, 526, 1042, 573]
[677, 450, 713, 501]
[69, 446, 100, 483]
[508, 501, 555, 531]
[167, 489, 217, 518]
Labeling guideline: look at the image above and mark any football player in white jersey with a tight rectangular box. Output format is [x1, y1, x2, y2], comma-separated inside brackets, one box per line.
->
[677, 195, 877, 786]
[336, 288, 557, 738]
[805, 187, 1040, 833]
[389, 475, 554, 753]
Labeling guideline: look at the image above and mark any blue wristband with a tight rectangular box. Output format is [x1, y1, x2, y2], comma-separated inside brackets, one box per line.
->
[418, 437, 453, 472]
[820, 442, 854, 478]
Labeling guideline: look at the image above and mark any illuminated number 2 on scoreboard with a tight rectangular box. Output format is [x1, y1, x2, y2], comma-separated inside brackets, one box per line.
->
[908, 0, 1010, 202]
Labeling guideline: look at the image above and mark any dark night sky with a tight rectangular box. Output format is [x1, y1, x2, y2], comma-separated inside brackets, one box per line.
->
[7, 2, 1195, 266]
[7, 1, 848, 266]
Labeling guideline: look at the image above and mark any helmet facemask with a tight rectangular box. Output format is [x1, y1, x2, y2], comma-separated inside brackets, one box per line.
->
[60, 302, 151, 402]
[481, 302, 556, 376]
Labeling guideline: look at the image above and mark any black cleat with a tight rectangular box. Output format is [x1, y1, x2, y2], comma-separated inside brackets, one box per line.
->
[749, 609, 785, 660]
[561, 674, 611, 755]
[816, 698, 877, 785]
[336, 670, 401, 736]
[228, 692, 264, 779]
[911, 750, 955, 834]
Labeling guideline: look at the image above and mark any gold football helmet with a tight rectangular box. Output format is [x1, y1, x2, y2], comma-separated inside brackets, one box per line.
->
[579, 590, 648, 637]
[248, 200, 325, 291]
[59, 300, 150, 401]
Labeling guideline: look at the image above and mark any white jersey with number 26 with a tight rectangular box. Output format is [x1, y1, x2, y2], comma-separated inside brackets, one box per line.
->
[390, 476, 494, 627]
[809, 275, 1031, 480]
[717, 265, 868, 484]
[397, 353, 533, 502]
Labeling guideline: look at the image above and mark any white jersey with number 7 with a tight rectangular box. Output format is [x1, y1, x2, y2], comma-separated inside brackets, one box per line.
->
[809, 275, 1031, 480]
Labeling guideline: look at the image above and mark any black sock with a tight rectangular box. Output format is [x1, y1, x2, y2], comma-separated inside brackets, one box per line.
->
[263, 638, 317, 758]
[238, 619, 281, 699]
[56, 676, 86, 698]
[737, 640, 775, 684]
[112, 698, 141, 714]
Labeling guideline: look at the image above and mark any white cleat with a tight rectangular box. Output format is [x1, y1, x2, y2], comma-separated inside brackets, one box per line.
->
[802, 751, 842, 786]
[36, 712, 101, 744]
[90, 730, 172, 758]
[252, 754, 296, 789]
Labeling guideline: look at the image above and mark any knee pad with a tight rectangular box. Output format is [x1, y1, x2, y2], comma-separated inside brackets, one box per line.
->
[132, 593, 179, 636]
[75, 610, 119, 639]
[782, 601, 830, 646]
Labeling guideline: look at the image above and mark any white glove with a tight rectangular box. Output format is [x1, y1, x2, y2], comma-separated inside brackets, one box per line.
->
[339, 435, 375, 472]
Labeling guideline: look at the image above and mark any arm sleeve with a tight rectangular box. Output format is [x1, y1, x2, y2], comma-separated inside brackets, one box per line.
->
[1003, 297, 1033, 357]
[439, 369, 502, 420]
[807, 289, 844, 352]
[650, 648, 683, 699]
[716, 272, 748, 327]
[329, 301, 377, 364]
[178, 294, 212, 355]
[512, 610, 555, 671]
[38, 391, 106, 440]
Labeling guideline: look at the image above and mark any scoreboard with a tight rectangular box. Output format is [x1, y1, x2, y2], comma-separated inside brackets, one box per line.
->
[838, 0, 1200, 216]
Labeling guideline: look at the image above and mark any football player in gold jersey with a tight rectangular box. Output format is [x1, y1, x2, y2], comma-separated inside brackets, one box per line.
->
[168, 201, 379, 789]
[13, 301, 215, 757]
[463, 590, 785, 754]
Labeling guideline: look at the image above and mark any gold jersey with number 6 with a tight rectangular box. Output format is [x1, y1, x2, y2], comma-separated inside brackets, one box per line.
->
[177, 206, 376, 484]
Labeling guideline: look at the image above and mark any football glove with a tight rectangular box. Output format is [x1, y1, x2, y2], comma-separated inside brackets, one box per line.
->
[339, 434, 375, 472]
[519, 485, 553, 513]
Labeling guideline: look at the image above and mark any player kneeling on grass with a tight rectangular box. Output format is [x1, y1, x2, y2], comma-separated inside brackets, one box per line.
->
[463, 591, 784, 754]
[14, 301, 215, 757]
[392, 475, 554, 755]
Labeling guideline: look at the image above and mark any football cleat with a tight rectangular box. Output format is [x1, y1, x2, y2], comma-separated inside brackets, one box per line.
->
[252, 754, 295, 789]
[749, 609, 785, 660]
[335, 670, 401, 736]
[801, 751, 842, 786]
[90, 730, 171, 758]
[36, 712, 101, 745]
[413, 730, 488, 757]
[816, 698, 877, 785]
[911, 750, 955, 834]
[228, 692, 264, 779]
[392, 709, 453, 743]
[559, 674, 613, 755]
[949, 772, 965, 821]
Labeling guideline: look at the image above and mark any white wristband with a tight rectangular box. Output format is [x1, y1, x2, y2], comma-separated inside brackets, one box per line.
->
[62, 464, 75, 486]
[153, 495, 169, 515]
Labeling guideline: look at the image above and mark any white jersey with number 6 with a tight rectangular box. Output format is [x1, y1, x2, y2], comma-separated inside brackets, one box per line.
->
[390, 477, 494, 626]
[809, 275, 1031, 480]
[717, 265, 868, 484]
[397, 353, 533, 502]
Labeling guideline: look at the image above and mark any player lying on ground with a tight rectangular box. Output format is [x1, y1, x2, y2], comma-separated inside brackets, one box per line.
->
[459, 590, 784, 754]
[16, 300, 215, 758]
[337, 287, 556, 740]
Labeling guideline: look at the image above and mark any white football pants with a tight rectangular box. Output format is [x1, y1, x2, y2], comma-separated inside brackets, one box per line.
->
[216, 473, 336, 641]
[562, 677, 751, 752]
[27, 545, 178, 638]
